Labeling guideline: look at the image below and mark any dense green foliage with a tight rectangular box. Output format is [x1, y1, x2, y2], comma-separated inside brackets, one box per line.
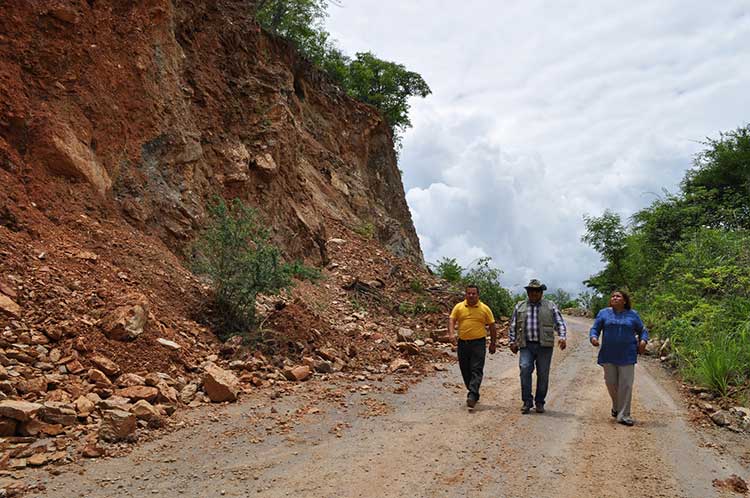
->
[192, 198, 317, 339]
[582, 125, 750, 397]
[254, 1, 431, 145]
[432, 257, 514, 318]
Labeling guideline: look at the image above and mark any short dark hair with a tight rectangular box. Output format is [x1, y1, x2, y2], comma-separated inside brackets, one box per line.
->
[465, 284, 479, 294]
[611, 290, 631, 310]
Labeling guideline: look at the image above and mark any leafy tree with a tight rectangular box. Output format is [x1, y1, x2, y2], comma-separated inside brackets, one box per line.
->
[254, 2, 431, 146]
[582, 124, 750, 395]
[255, 0, 330, 56]
[547, 289, 578, 309]
[462, 257, 514, 318]
[682, 125, 750, 230]
[582, 210, 630, 291]
[345, 52, 432, 141]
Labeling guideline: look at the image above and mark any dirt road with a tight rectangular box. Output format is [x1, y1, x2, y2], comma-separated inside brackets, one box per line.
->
[25, 317, 749, 497]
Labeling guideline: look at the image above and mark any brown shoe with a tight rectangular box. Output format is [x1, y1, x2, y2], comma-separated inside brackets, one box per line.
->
[467, 398, 477, 409]
[521, 404, 532, 414]
[535, 404, 545, 413]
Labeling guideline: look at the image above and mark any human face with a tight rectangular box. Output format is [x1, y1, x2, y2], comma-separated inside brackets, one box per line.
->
[527, 289, 543, 303]
[465, 287, 479, 306]
[610, 292, 625, 311]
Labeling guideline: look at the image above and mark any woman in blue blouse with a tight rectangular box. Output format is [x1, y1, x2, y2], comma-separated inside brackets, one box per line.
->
[589, 290, 649, 426]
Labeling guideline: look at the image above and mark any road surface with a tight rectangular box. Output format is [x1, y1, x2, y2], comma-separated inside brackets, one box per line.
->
[25, 316, 749, 497]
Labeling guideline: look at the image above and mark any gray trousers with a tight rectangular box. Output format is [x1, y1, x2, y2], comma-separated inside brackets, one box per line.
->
[602, 363, 635, 421]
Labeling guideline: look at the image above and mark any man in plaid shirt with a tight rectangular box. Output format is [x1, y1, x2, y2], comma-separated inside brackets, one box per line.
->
[509, 279, 567, 414]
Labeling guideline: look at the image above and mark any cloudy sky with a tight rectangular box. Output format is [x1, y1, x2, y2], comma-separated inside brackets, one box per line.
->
[325, 1, 750, 294]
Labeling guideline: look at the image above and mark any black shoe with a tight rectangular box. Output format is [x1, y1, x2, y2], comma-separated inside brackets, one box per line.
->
[535, 404, 545, 413]
[521, 404, 532, 414]
[467, 398, 477, 409]
[611, 409, 617, 418]
[618, 418, 634, 426]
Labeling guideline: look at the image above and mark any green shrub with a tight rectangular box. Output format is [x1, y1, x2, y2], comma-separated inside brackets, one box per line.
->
[431, 257, 463, 283]
[192, 198, 301, 339]
[409, 279, 425, 293]
[398, 298, 439, 316]
[353, 220, 375, 239]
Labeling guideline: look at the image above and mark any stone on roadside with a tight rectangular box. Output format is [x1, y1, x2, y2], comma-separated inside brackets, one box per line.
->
[87, 368, 112, 386]
[15, 376, 48, 395]
[130, 399, 160, 421]
[0, 294, 21, 317]
[74, 395, 96, 418]
[711, 410, 732, 427]
[316, 348, 340, 363]
[17, 419, 64, 437]
[89, 355, 120, 377]
[282, 365, 312, 381]
[99, 294, 149, 341]
[179, 383, 199, 404]
[99, 409, 136, 442]
[389, 358, 410, 373]
[115, 386, 159, 403]
[396, 342, 420, 355]
[156, 338, 181, 350]
[202, 364, 240, 402]
[397, 327, 414, 342]
[0, 416, 17, 436]
[82, 444, 105, 458]
[0, 400, 43, 421]
[40, 402, 77, 426]
[155, 381, 179, 404]
[117, 373, 146, 387]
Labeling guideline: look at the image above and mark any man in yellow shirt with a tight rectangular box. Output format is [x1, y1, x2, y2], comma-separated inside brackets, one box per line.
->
[449, 285, 498, 409]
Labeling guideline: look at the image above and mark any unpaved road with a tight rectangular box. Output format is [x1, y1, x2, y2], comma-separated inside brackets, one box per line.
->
[25, 317, 749, 497]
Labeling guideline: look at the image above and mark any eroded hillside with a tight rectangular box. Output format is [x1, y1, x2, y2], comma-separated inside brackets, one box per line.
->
[0, 0, 456, 481]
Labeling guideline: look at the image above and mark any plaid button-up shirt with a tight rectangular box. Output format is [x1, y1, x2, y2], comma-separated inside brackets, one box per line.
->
[509, 300, 567, 343]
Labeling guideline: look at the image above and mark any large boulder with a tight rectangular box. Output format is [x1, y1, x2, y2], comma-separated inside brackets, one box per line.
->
[202, 364, 240, 402]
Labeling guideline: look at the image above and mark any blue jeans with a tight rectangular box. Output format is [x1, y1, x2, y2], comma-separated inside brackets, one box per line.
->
[519, 342, 553, 406]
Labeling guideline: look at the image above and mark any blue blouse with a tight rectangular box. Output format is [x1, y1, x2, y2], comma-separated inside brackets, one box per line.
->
[589, 308, 649, 365]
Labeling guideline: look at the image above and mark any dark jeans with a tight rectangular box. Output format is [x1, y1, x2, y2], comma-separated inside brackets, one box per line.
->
[519, 342, 553, 406]
[458, 338, 486, 401]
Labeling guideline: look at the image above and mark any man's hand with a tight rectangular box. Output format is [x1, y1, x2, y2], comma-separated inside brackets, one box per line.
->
[558, 338, 567, 351]
[590, 337, 600, 347]
[509, 343, 518, 354]
[489, 341, 497, 354]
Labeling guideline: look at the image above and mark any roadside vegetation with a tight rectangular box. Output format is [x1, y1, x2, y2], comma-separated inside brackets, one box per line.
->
[582, 125, 750, 398]
[191, 198, 320, 341]
[431, 257, 514, 319]
[254, 0, 431, 147]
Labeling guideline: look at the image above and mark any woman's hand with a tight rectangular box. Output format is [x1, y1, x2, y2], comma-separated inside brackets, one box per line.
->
[638, 340, 647, 355]
[590, 337, 600, 347]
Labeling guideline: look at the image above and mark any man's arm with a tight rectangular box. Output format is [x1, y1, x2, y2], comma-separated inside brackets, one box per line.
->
[488, 322, 497, 354]
[448, 314, 458, 339]
[551, 303, 567, 350]
[508, 306, 518, 354]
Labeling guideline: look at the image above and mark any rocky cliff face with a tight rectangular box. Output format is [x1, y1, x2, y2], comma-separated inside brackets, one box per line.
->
[0, 0, 422, 264]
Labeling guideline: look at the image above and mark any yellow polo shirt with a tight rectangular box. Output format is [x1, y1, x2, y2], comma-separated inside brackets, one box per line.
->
[450, 300, 495, 340]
